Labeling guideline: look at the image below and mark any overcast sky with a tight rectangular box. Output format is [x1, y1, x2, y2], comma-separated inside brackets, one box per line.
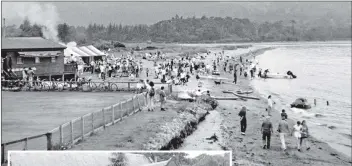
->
[2, 1, 351, 26]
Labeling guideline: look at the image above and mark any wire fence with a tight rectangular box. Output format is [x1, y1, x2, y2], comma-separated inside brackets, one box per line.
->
[1, 83, 172, 164]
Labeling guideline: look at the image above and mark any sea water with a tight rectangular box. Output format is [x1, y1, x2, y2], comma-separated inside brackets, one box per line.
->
[251, 42, 351, 157]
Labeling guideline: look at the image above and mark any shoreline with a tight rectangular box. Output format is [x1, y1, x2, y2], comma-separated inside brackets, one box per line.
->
[212, 47, 351, 165]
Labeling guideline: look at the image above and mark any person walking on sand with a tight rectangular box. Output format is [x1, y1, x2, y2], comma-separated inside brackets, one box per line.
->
[238, 107, 247, 135]
[300, 120, 311, 151]
[261, 116, 273, 149]
[159, 86, 166, 111]
[148, 81, 155, 112]
[292, 121, 302, 151]
[267, 95, 275, 116]
[278, 115, 290, 151]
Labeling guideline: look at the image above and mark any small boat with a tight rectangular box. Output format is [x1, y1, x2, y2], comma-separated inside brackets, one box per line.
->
[212, 70, 220, 75]
[263, 70, 297, 79]
[291, 98, 311, 109]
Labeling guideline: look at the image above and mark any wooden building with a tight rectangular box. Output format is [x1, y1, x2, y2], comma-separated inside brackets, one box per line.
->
[1, 37, 76, 79]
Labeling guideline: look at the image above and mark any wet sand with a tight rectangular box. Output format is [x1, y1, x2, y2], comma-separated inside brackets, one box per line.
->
[206, 49, 352, 166]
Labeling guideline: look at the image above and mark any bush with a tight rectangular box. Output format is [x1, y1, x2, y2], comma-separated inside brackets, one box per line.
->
[201, 95, 219, 109]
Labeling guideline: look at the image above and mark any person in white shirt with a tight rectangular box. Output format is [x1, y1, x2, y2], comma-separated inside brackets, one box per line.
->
[292, 121, 302, 151]
[267, 95, 275, 116]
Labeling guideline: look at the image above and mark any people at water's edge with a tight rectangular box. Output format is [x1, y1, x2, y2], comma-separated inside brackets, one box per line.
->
[238, 106, 247, 135]
[281, 109, 288, 119]
[300, 120, 311, 151]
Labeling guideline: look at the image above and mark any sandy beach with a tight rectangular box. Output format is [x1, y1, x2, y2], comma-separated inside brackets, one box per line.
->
[65, 45, 352, 165]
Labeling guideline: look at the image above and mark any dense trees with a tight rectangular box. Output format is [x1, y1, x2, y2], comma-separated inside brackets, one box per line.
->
[4, 15, 351, 44]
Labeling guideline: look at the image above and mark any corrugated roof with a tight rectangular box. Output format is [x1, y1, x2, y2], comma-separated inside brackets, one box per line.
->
[2, 37, 66, 50]
[71, 47, 90, 57]
[79, 46, 98, 56]
[125, 153, 151, 166]
[87, 45, 106, 55]
[142, 159, 171, 166]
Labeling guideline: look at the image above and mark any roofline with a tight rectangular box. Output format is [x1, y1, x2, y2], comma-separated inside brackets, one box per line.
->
[2, 47, 66, 52]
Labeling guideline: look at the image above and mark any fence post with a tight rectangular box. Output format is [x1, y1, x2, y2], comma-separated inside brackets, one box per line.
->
[70, 121, 74, 144]
[23, 138, 28, 150]
[132, 96, 136, 112]
[91, 113, 94, 133]
[59, 125, 63, 145]
[128, 82, 131, 91]
[81, 117, 84, 140]
[46, 133, 53, 150]
[137, 95, 141, 111]
[120, 102, 123, 119]
[102, 109, 106, 129]
[1, 144, 4, 164]
[112, 106, 115, 124]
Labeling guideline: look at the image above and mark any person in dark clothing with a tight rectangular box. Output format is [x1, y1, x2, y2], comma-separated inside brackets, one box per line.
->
[233, 69, 237, 84]
[261, 116, 273, 149]
[240, 56, 243, 63]
[146, 68, 149, 77]
[250, 69, 254, 79]
[281, 109, 288, 120]
[238, 107, 247, 135]
[240, 67, 243, 76]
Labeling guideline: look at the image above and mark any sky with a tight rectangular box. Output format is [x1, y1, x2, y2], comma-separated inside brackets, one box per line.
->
[2, 1, 351, 27]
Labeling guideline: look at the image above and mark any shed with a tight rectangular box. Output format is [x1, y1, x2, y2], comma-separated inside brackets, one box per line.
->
[1, 37, 72, 78]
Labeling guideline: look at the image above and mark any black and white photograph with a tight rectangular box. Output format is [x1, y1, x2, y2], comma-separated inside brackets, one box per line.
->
[1, 1, 351, 166]
[8, 151, 231, 166]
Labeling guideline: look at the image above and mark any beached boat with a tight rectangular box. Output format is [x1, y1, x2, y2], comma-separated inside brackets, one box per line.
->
[199, 75, 229, 81]
[264, 73, 295, 79]
[290, 98, 311, 109]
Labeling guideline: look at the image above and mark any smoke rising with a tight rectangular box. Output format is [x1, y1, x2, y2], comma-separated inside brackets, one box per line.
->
[3, 2, 60, 42]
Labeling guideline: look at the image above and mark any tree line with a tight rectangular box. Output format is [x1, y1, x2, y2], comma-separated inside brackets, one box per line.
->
[4, 15, 351, 45]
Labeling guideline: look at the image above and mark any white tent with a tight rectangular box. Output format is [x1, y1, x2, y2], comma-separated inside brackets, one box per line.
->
[79, 46, 98, 57]
[87, 45, 106, 56]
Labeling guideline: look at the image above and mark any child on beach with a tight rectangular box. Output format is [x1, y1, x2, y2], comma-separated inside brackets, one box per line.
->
[267, 95, 275, 116]
[148, 81, 155, 112]
[281, 109, 288, 119]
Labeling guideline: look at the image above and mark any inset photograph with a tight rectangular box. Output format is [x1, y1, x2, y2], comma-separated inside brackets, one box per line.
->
[8, 151, 231, 166]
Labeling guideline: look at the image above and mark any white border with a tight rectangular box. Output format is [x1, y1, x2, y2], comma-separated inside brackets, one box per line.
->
[8, 150, 232, 166]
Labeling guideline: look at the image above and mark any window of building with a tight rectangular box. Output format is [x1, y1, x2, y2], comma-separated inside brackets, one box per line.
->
[35, 57, 40, 63]
[17, 57, 24, 64]
[51, 56, 56, 63]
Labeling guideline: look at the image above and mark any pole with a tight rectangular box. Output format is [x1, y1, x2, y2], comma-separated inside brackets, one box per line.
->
[46, 133, 53, 150]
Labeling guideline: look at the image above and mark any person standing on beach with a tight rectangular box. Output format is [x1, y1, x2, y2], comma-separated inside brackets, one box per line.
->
[261, 116, 273, 149]
[278, 115, 290, 151]
[281, 109, 288, 119]
[300, 120, 310, 151]
[148, 81, 155, 112]
[238, 107, 247, 135]
[267, 95, 275, 116]
[233, 69, 237, 84]
[292, 121, 302, 151]
[159, 86, 166, 111]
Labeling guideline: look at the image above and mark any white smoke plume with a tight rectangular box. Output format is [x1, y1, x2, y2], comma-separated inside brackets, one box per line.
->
[3, 2, 60, 42]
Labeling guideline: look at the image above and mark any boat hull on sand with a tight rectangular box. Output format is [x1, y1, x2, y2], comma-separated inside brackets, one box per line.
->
[263, 74, 295, 79]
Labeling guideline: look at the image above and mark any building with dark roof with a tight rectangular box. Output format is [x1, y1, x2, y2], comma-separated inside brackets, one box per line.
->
[1, 37, 76, 79]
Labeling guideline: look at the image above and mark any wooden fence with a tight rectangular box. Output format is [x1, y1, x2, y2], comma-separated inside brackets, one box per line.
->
[1, 84, 172, 164]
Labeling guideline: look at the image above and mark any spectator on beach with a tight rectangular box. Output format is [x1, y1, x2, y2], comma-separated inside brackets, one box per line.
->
[261, 116, 273, 149]
[90, 60, 95, 74]
[146, 68, 149, 77]
[267, 95, 275, 116]
[292, 121, 302, 151]
[300, 120, 310, 151]
[159, 86, 166, 111]
[27, 67, 35, 87]
[233, 69, 237, 84]
[206, 90, 211, 97]
[278, 115, 290, 151]
[281, 109, 288, 119]
[238, 106, 247, 135]
[148, 81, 155, 112]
